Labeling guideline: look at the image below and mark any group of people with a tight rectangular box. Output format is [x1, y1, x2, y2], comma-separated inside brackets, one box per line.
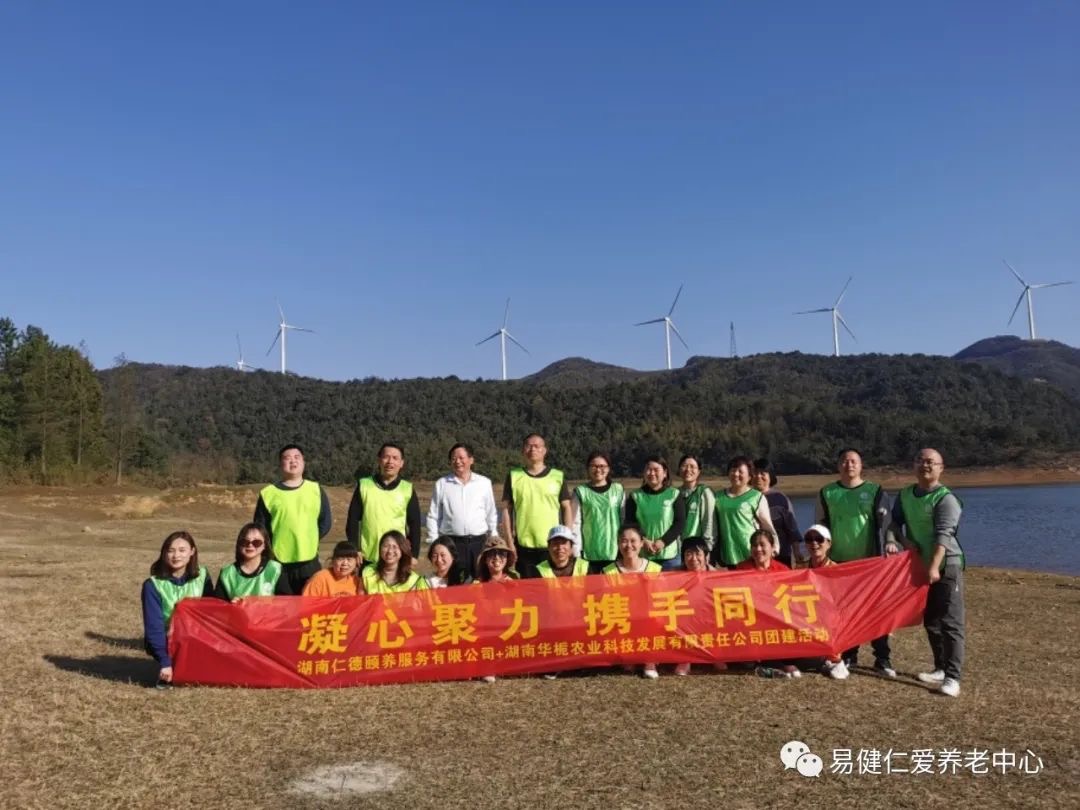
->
[142, 437, 965, 698]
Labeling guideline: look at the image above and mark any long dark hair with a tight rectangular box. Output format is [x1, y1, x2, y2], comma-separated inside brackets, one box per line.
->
[428, 535, 468, 585]
[234, 523, 273, 566]
[150, 530, 200, 579]
[376, 530, 414, 585]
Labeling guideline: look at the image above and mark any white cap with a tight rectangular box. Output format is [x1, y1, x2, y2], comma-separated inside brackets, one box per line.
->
[547, 525, 575, 543]
[804, 524, 832, 542]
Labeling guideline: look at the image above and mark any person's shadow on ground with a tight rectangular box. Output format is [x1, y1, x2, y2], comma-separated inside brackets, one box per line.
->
[44, 653, 158, 685]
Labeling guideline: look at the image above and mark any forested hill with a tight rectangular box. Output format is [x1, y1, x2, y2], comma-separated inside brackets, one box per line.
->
[95, 352, 1080, 485]
[954, 336, 1080, 401]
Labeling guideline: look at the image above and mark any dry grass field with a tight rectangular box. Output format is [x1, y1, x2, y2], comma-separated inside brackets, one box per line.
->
[1, 484, 1078, 810]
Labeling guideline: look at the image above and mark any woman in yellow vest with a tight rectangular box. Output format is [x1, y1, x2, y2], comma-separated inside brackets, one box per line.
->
[603, 525, 662, 679]
[361, 530, 428, 594]
[141, 530, 213, 686]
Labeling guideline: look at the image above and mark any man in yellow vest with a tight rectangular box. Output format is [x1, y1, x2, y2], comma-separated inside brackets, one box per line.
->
[537, 525, 591, 578]
[346, 442, 422, 563]
[500, 433, 572, 578]
[253, 444, 332, 592]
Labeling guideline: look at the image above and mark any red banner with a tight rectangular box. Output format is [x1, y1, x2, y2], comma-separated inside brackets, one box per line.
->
[171, 552, 928, 688]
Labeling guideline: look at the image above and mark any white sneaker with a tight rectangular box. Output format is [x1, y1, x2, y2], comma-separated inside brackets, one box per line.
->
[542, 673, 558, 680]
[480, 675, 496, 683]
[674, 663, 691, 676]
[917, 669, 945, 684]
[939, 678, 960, 697]
[823, 660, 850, 680]
[642, 666, 660, 680]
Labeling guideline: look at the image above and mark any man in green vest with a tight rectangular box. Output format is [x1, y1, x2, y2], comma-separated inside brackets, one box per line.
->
[886, 448, 965, 698]
[537, 525, 591, 578]
[501, 433, 572, 579]
[253, 444, 333, 593]
[815, 447, 894, 677]
[346, 442, 422, 564]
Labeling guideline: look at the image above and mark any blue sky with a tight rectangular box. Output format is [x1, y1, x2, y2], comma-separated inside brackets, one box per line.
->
[2, 2, 1078, 380]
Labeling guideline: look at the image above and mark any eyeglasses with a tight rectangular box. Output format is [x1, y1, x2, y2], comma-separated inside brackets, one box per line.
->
[241, 540, 265, 549]
[805, 537, 827, 545]
[488, 549, 509, 558]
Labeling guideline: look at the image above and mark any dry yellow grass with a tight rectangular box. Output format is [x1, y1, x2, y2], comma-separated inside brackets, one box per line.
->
[1, 485, 1078, 809]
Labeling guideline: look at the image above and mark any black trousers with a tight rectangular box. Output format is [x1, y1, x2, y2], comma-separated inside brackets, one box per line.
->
[282, 558, 322, 594]
[514, 545, 548, 579]
[445, 534, 487, 581]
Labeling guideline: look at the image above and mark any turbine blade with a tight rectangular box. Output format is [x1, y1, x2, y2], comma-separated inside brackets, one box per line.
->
[1031, 281, 1073, 289]
[1007, 290, 1025, 325]
[505, 332, 530, 354]
[634, 318, 667, 326]
[288, 326, 315, 333]
[670, 321, 690, 350]
[668, 284, 684, 317]
[837, 312, 857, 341]
[277, 300, 286, 323]
[502, 298, 511, 329]
[794, 308, 831, 315]
[266, 329, 281, 355]
[834, 276, 853, 308]
[236, 333, 243, 355]
[1003, 259, 1027, 287]
[476, 331, 501, 346]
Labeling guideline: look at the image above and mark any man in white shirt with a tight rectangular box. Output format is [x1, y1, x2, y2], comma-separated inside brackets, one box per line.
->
[425, 443, 499, 579]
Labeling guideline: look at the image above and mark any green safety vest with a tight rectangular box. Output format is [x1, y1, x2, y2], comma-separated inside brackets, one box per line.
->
[510, 467, 566, 549]
[537, 558, 591, 578]
[602, 560, 662, 574]
[714, 488, 763, 566]
[259, 480, 322, 564]
[358, 477, 413, 562]
[218, 560, 282, 599]
[362, 566, 428, 594]
[820, 481, 881, 562]
[683, 484, 713, 541]
[151, 567, 208, 628]
[574, 482, 624, 561]
[630, 487, 681, 561]
[898, 485, 965, 568]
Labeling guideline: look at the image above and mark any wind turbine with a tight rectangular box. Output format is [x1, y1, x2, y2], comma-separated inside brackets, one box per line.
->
[235, 334, 257, 371]
[476, 298, 529, 381]
[266, 303, 314, 374]
[1004, 260, 1073, 340]
[634, 284, 689, 370]
[795, 276, 856, 357]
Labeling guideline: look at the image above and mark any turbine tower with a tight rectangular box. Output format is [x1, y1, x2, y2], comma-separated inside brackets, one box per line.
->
[634, 284, 689, 370]
[1004, 260, 1074, 340]
[266, 303, 314, 374]
[476, 298, 529, 381]
[795, 276, 857, 357]
[235, 334, 257, 371]
[729, 321, 738, 359]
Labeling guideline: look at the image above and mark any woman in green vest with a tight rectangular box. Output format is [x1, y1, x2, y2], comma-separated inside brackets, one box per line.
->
[361, 530, 428, 594]
[571, 451, 625, 573]
[603, 525, 662, 678]
[625, 456, 686, 571]
[215, 523, 292, 602]
[712, 456, 778, 568]
[678, 454, 715, 553]
[141, 530, 213, 685]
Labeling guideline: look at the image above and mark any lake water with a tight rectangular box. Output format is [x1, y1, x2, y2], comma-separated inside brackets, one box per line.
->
[786, 482, 1080, 576]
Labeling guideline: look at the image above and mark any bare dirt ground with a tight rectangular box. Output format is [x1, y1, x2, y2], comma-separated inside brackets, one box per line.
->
[1, 485, 1078, 809]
